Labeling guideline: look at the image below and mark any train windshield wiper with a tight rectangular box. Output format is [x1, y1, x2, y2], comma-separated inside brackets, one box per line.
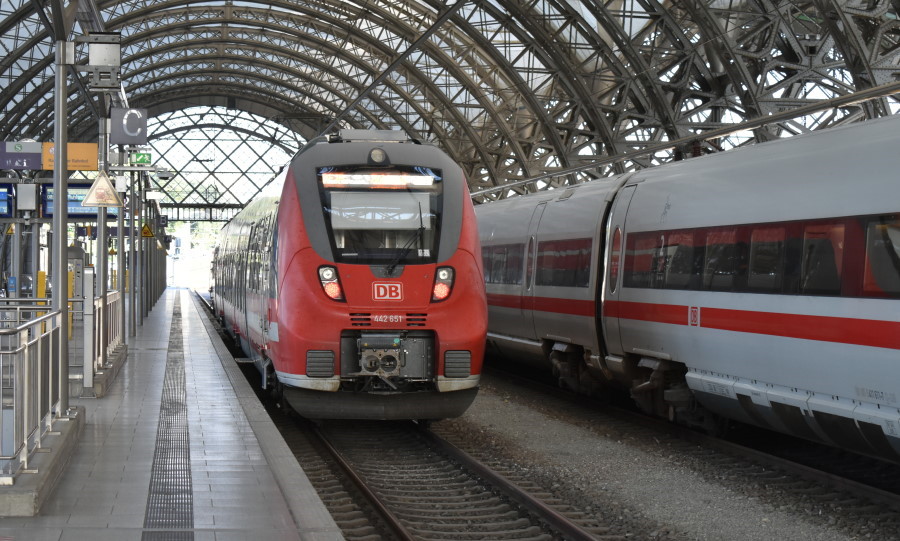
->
[386, 202, 425, 276]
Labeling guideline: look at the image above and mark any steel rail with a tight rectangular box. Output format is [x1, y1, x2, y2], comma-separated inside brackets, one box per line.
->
[418, 428, 599, 541]
[311, 424, 418, 541]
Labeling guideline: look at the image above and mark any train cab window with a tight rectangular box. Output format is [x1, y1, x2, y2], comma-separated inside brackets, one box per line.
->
[800, 222, 844, 295]
[535, 238, 592, 288]
[318, 165, 443, 265]
[863, 216, 900, 298]
[748, 227, 785, 292]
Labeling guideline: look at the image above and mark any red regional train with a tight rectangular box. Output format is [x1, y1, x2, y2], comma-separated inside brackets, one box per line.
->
[212, 130, 486, 420]
[476, 114, 900, 460]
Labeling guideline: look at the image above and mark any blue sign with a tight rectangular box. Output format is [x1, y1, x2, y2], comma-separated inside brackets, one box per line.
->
[0, 185, 12, 217]
[42, 184, 118, 218]
[7, 276, 16, 292]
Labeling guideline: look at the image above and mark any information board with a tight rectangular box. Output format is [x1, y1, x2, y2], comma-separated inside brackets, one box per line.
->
[42, 184, 119, 218]
[0, 185, 12, 217]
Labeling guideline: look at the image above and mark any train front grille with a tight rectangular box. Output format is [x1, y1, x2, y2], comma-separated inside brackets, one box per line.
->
[348, 313, 428, 327]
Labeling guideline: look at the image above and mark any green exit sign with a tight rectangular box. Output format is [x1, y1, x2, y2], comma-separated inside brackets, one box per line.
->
[131, 152, 152, 165]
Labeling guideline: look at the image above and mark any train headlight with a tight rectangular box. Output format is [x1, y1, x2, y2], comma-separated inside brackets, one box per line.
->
[369, 148, 388, 165]
[318, 266, 345, 302]
[431, 266, 454, 302]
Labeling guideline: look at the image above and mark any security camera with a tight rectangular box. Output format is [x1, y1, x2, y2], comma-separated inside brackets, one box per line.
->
[155, 169, 174, 181]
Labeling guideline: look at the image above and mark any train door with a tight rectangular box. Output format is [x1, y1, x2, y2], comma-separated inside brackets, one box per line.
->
[522, 202, 547, 339]
[601, 185, 636, 356]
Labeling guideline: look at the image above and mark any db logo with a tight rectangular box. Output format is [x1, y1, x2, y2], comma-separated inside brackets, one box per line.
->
[689, 306, 701, 327]
[373, 282, 403, 301]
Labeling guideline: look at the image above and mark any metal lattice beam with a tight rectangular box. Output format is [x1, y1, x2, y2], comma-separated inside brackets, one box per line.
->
[1, 0, 897, 216]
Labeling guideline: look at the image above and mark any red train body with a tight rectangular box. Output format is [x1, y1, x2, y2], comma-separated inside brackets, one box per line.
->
[212, 130, 486, 420]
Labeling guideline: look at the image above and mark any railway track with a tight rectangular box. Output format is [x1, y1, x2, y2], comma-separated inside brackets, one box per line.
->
[290, 417, 611, 540]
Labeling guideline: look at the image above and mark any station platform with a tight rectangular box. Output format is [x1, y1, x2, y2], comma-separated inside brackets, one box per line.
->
[0, 288, 343, 540]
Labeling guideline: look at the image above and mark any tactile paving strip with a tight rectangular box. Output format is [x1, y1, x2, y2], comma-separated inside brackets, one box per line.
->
[143, 296, 194, 541]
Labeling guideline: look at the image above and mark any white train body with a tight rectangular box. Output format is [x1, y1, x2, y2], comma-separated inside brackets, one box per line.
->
[477, 115, 900, 459]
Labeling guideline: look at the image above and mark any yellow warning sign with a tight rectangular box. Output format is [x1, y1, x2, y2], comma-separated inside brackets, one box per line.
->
[83, 171, 123, 207]
[141, 224, 155, 238]
[5, 224, 13, 235]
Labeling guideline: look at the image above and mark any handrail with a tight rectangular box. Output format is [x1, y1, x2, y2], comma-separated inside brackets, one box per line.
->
[0, 309, 63, 482]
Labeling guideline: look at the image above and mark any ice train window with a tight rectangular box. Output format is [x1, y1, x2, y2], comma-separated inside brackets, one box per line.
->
[609, 227, 621, 293]
[482, 244, 525, 285]
[623, 233, 660, 288]
[663, 230, 695, 289]
[800, 223, 844, 295]
[748, 227, 785, 292]
[863, 216, 900, 298]
[535, 238, 592, 288]
[703, 229, 742, 291]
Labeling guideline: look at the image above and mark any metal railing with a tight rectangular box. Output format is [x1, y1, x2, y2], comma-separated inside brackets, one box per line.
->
[0, 308, 63, 483]
[82, 285, 124, 392]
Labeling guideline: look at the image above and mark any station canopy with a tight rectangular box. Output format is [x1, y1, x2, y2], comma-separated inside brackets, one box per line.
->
[1, 0, 898, 219]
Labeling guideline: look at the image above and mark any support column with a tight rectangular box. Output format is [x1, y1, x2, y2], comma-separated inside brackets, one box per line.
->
[53, 41, 70, 412]
[117, 146, 126, 344]
[129, 171, 137, 334]
[97, 117, 108, 367]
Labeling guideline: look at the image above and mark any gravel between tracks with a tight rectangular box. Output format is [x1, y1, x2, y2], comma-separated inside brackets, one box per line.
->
[434, 377, 861, 541]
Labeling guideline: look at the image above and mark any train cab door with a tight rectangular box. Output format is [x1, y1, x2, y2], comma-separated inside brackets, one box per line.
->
[601, 185, 636, 357]
[522, 202, 547, 339]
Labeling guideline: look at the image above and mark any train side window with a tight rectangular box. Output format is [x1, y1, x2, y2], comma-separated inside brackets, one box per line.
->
[748, 227, 785, 292]
[481, 246, 492, 283]
[800, 222, 844, 295]
[490, 246, 508, 284]
[703, 229, 738, 290]
[525, 237, 535, 290]
[662, 230, 695, 289]
[482, 244, 525, 285]
[269, 216, 279, 299]
[609, 227, 621, 293]
[504, 244, 524, 285]
[863, 216, 900, 297]
[535, 238, 592, 287]
[623, 232, 660, 288]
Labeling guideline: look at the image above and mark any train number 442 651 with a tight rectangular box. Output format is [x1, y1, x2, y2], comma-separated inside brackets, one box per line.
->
[372, 314, 404, 324]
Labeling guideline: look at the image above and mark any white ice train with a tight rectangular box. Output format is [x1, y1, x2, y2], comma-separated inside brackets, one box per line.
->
[476, 115, 900, 460]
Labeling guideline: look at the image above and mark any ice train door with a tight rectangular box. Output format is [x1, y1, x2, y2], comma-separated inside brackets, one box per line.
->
[601, 185, 635, 357]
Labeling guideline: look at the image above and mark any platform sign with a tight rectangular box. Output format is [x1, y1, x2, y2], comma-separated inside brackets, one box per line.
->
[0, 142, 43, 170]
[42, 184, 119, 218]
[41, 142, 99, 171]
[111, 108, 148, 145]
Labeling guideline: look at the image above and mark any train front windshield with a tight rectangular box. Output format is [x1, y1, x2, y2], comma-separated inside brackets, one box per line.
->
[318, 165, 443, 265]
